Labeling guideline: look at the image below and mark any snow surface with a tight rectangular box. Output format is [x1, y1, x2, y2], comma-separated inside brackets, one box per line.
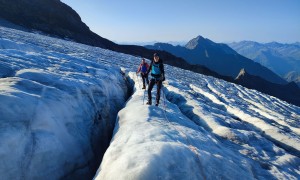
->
[0, 25, 300, 180]
[0, 26, 129, 179]
[95, 72, 300, 179]
[95, 46, 300, 179]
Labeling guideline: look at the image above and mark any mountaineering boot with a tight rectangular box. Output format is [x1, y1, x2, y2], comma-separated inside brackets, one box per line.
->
[146, 99, 152, 105]
[155, 100, 159, 106]
[142, 85, 146, 89]
[146, 100, 152, 105]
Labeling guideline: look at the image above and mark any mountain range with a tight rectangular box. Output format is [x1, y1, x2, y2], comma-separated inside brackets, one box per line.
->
[0, 0, 116, 48]
[0, 0, 230, 81]
[1, 0, 299, 106]
[228, 41, 300, 87]
[145, 36, 286, 85]
[145, 38, 300, 106]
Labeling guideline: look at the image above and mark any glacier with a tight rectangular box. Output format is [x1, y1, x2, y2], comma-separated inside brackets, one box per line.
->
[95, 73, 300, 179]
[0, 26, 300, 180]
[0, 27, 130, 179]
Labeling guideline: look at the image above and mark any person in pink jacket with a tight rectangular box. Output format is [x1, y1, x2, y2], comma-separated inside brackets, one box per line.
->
[136, 58, 150, 89]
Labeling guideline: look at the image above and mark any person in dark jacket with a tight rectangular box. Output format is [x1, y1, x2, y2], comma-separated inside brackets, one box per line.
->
[146, 53, 165, 106]
[136, 58, 149, 89]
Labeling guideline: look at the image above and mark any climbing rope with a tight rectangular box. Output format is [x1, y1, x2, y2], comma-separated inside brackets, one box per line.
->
[161, 84, 169, 122]
[143, 87, 146, 105]
[135, 73, 141, 89]
[160, 84, 207, 179]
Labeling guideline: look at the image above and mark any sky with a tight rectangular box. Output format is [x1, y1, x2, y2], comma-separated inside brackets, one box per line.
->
[61, 0, 300, 44]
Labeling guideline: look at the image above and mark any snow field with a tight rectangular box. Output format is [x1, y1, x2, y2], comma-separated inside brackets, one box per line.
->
[95, 73, 258, 180]
[163, 73, 300, 179]
[0, 26, 299, 179]
[0, 27, 129, 179]
[97, 69, 300, 179]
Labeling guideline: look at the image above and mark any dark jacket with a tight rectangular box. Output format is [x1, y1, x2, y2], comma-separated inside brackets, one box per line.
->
[147, 59, 165, 79]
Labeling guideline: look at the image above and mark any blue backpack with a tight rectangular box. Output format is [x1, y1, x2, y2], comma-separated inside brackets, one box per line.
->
[151, 63, 161, 75]
[141, 64, 148, 73]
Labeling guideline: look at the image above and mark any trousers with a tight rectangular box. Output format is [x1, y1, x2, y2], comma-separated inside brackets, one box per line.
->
[148, 78, 162, 104]
[141, 73, 149, 87]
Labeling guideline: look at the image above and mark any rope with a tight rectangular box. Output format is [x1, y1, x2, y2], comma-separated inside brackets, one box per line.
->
[143, 88, 146, 105]
[96, 54, 206, 178]
[135, 73, 141, 89]
[161, 84, 169, 122]
[161, 84, 207, 179]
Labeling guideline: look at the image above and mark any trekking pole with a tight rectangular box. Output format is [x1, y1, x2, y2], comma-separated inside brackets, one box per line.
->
[162, 84, 167, 112]
[143, 88, 146, 105]
[136, 73, 141, 89]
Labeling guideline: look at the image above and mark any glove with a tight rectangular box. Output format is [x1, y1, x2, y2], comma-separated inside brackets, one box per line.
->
[162, 74, 165, 81]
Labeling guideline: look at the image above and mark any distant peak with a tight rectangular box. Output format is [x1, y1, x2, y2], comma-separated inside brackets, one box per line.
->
[153, 42, 173, 46]
[240, 40, 256, 43]
[240, 68, 246, 74]
[267, 41, 281, 45]
[195, 35, 205, 40]
[185, 35, 213, 50]
[235, 68, 248, 80]
[193, 35, 209, 43]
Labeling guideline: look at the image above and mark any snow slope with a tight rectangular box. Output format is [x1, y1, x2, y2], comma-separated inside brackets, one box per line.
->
[95, 72, 300, 179]
[0, 26, 299, 179]
[95, 53, 300, 178]
[0, 26, 130, 179]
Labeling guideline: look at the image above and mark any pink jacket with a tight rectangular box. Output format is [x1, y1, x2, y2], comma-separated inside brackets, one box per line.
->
[137, 62, 149, 73]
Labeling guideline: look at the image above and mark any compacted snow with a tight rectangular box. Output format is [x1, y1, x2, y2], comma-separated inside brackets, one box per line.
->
[95, 73, 300, 180]
[0, 26, 130, 179]
[0, 26, 299, 180]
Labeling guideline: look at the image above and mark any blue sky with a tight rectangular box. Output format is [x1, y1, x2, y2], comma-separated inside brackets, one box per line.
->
[61, 0, 300, 43]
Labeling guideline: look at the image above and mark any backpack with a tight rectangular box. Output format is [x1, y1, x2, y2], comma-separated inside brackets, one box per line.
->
[151, 63, 161, 75]
[141, 63, 148, 73]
